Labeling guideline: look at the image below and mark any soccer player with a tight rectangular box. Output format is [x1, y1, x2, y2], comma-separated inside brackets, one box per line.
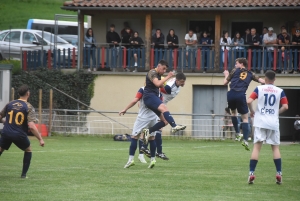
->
[0, 85, 45, 178]
[223, 57, 265, 151]
[142, 72, 186, 160]
[119, 87, 163, 168]
[142, 60, 186, 166]
[247, 70, 288, 184]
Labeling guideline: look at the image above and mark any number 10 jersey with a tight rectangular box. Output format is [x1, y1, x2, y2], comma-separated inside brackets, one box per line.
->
[249, 84, 288, 131]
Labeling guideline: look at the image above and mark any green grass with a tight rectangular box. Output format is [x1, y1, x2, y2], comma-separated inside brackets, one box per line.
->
[1, 136, 300, 201]
[0, 0, 79, 31]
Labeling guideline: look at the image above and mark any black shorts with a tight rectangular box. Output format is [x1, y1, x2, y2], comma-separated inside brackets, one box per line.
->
[0, 134, 30, 151]
[227, 90, 248, 115]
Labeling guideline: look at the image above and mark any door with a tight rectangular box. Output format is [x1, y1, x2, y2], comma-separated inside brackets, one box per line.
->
[192, 85, 228, 138]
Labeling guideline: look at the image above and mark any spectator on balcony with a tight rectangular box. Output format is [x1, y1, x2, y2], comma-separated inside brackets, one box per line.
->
[292, 21, 300, 36]
[195, 26, 202, 41]
[207, 26, 214, 41]
[106, 24, 121, 48]
[263, 27, 277, 69]
[260, 27, 268, 44]
[84, 28, 97, 72]
[291, 29, 300, 74]
[166, 29, 179, 49]
[185, 29, 198, 67]
[200, 31, 211, 73]
[231, 32, 244, 50]
[220, 30, 232, 64]
[249, 28, 261, 72]
[121, 27, 132, 49]
[278, 29, 291, 73]
[130, 31, 144, 70]
[152, 29, 165, 61]
[243, 28, 251, 47]
[120, 22, 133, 36]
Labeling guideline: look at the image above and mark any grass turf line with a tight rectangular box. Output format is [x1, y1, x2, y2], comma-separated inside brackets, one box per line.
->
[0, 136, 300, 201]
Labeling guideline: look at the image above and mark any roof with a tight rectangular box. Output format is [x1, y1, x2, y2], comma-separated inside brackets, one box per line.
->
[62, 0, 300, 11]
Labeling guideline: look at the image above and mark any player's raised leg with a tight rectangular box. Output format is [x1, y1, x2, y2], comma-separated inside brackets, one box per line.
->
[230, 109, 242, 141]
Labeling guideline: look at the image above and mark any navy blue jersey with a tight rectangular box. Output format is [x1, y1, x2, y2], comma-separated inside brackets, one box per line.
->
[144, 69, 161, 98]
[226, 67, 259, 92]
[0, 99, 36, 137]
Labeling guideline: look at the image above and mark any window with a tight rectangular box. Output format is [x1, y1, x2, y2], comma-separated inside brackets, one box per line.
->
[23, 32, 36, 44]
[0, 32, 8, 41]
[35, 34, 48, 45]
[4, 31, 21, 43]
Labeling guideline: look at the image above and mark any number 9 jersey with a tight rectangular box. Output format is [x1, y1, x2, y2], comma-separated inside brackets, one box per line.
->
[0, 99, 37, 137]
[249, 85, 288, 131]
[226, 68, 260, 92]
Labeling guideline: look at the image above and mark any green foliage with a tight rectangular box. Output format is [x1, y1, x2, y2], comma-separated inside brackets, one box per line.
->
[11, 69, 96, 113]
[0, 59, 22, 75]
[1, 137, 300, 200]
[0, 0, 85, 30]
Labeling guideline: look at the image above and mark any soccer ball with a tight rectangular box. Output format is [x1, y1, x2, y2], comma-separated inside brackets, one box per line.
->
[294, 120, 300, 130]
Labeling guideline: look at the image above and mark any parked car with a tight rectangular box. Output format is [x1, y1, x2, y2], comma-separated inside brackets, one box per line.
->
[0, 29, 77, 61]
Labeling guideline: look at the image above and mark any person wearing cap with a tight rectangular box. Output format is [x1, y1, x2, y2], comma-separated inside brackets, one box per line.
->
[263, 27, 277, 70]
[291, 29, 300, 73]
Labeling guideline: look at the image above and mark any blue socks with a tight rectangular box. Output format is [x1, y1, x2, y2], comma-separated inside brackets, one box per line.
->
[155, 131, 162, 154]
[129, 138, 138, 156]
[138, 139, 144, 154]
[149, 140, 156, 157]
[274, 158, 282, 172]
[231, 116, 240, 134]
[22, 152, 32, 176]
[241, 122, 250, 141]
[249, 159, 258, 172]
[149, 121, 165, 134]
[163, 111, 176, 127]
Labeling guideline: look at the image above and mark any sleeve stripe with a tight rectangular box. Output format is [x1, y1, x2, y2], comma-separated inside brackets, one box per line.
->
[280, 97, 288, 104]
[249, 92, 258, 100]
[135, 92, 143, 99]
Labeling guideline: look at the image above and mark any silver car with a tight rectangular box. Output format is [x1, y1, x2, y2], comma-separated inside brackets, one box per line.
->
[0, 29, 77, 60]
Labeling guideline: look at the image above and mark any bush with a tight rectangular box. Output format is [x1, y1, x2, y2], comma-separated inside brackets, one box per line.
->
[12, 68, 96, 113]
[0, 59, 22, 75]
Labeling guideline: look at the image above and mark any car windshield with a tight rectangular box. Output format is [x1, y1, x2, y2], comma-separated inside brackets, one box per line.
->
[36, 31, 68, 44]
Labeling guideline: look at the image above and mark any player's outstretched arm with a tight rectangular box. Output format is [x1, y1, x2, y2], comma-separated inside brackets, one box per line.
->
[279, 104, 288, 114]
[223, 70, 229, 85]
[152, 71, 174, 88]
[119, 97, 140, 116]
[247, 98, 255, 117]
[28, 122, 44, 147]
[258, 78, 265, 84]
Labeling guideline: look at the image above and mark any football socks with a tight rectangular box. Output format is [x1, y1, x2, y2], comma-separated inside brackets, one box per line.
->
[273, 158, 282, 172]
[149, 121, 165, 134]
[138, 139, 144, 154]
[231, 116, 240, 134]
[163, 111, 177, 127]
[241, 122, 250, 141]
[249, 159, 258, 172]
[149, 140, 156, 158]
[155, 131, 162, 154]
[21, 152, 32, 177]
[129, 138, 138, 156]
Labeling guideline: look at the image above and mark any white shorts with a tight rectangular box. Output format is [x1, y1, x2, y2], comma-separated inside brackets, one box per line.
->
[253, 127, 280, 145]
[131, 118, 157, 137]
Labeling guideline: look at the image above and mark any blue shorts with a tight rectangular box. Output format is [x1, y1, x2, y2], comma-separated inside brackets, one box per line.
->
[227, 90, 248, 115]
[0, 133, 30, 151]
[143, 95, 162, 117]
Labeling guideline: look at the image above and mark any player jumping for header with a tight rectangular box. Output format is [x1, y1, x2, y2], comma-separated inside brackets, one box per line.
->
[141, 72, 186, 160]
[247, 70, 288, 184]
[0, 85, 45, 178]
[142, 60, 186, 167]
[223, 58, 265, 151]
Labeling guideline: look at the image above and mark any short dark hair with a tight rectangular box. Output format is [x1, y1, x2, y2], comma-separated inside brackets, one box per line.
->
[235, 57, 248, 67]
[176, 72, 186, 81]
[158, 60, 168, 68]
[110, 24, 115, 28]
[265, 70, 275, 80]
[18, 84, 29, 96]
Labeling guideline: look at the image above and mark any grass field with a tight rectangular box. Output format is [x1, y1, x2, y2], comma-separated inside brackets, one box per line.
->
[0, 0, 79, 31]
[1, 136, 300, 201]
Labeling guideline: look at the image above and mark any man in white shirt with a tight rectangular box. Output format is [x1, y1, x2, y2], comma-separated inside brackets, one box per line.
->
[185, 30, 198, 66]
[263, 27, 278, 68]
[247, 70, 288, 185]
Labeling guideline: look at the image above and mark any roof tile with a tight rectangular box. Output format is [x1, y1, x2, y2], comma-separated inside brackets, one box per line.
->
[63, 0, 300, 9]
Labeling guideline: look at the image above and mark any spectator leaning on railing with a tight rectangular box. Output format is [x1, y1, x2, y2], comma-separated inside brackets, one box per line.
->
[106, 24, 121, 48]
[231, 31, 244, 50]
[185, 29, 198, 66]
[220, 30, 231, 64]
[166, 29, 179, 49]
[278, 29, 290, 73]
[249, 28, 261, 71]
[263, 27, 277, 69]
[260, 27, 268, 44]
[152, 29, 165, 49]
[291, 29, 300, 73]
[200, 31, 211, 73]
[129, 31, 144, 71]
[84, 28, 97, 72]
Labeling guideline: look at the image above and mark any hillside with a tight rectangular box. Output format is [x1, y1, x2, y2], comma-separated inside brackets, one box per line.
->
[0, 0, 80, 30]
